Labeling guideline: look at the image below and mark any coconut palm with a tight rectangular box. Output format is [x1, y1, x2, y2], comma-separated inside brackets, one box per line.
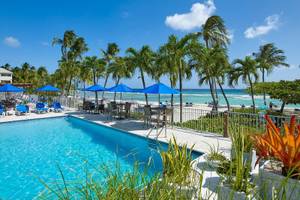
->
[101, 43, 120, 98]
[230, 56, 259, 113]
[52, 30, 88, 96]
[36, 66, 49, 87]
[163, 34, 198, 122]
[108, 57, 132, 101]
[253, 43, 289, 105]
[156, 44, 178, 107]
[201, 15, 230, 109]
[82, 56, 105, 105]
[126, 46, 155, 105]
[189, 42, 231, 111]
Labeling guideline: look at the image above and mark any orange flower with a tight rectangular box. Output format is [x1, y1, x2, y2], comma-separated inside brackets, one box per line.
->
[252, 115, 300, 171]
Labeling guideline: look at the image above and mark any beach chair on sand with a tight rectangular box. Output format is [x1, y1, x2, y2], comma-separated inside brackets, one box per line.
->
[16, 104, 29, 115]
[53, 102, 63, 112]
[36, 102, 48, 114]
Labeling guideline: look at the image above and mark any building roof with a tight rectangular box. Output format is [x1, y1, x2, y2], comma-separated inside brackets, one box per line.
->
[0, 68, 13, 74]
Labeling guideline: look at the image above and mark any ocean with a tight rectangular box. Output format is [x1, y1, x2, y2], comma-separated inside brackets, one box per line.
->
[82, 89, 299, 109]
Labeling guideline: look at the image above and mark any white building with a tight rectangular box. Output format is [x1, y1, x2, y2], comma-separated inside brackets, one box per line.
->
[0, 68, 13, 83]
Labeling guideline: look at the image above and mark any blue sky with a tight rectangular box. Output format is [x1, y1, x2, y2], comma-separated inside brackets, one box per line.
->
[0, 0, 299, 88]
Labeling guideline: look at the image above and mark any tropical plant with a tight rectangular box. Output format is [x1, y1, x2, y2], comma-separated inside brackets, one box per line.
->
[253, 43, 289, 106]
[163, 34, 198, 122]
[230, 56, 259, 113]
[156, 43, 178, 108]
[200, 15, 230, 110]
[101, 43, 120, 98]
[81, 56, 105, 103]
[160, 137, 195, 184]
[108, 57, 132, 100]
[126, 46, 155, 105]
[252, 115, 300, 177]
[189, 43, 231, 110]
[52, 30, 88, 95]
[36, 66, 49, 87]
[252, 81, 300, 114]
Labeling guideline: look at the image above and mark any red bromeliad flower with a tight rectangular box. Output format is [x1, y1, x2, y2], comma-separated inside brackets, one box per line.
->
[252, 115, 300, 174]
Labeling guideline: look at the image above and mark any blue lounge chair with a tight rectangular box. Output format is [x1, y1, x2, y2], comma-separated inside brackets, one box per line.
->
[16, 104, 29, 115]
[36, 102, 48, 113]
[0, 104, 5, 116]
[53, 102, 63, 112]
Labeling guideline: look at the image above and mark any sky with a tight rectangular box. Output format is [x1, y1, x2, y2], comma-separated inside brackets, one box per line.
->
[0, 0, 299, 89]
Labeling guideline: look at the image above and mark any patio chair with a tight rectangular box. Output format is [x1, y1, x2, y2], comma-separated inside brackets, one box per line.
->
[124, 102, 131, 118]
[16, 104, 29, 115]
[36, 102, 48, 114]
[106, 102, 118, 120]
[53, 102, 63, 112]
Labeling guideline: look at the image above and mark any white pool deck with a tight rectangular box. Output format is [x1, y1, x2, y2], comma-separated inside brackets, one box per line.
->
[0, 110, 232, 199]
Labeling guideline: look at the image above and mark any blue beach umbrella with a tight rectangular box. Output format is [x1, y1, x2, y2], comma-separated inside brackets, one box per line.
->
[142, 83, 179, 94]
[141, 83, 179, 105]
[107, 84, 133, 93]
[0, 84, 24, 100]
[0, 84, 24, 92]
[85, 84, 106, 92]
[85, 84, 106, 105]
[36, 85, 60, 92]
[107, 84, 134, 102]
[36, 85, 60, 103]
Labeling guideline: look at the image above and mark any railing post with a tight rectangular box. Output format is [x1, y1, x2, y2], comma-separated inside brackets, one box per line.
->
[223, 111, 229, 137]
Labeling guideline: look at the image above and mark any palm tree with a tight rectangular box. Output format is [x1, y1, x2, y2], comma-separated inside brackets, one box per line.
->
[163, 34, 198, 123]
[101, 43, 120, 98]
[230, 56, 259, 113]
[108, 57, 132, 101]
[201, 15, 230, 109]
[156, 44, 178, 108]
[126, 46, 155, 105]
[189, 43, 231, 111]
[36, 66, 49, 87]
[82, 56, 105, 105]
[253, 43, 289, 105]
[52, 30, 88, 96]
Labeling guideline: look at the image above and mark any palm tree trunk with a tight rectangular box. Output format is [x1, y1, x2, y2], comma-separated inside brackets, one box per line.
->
[218, 81, 230, 111]
[83, 81, 86, 102]
[248, 75, 256, 113]
[262, 68, 266, 106]
[93, 70, 98, 107]
[67, 75, 73, 96]
[280, 102, 286, 113]
[102, 73, 109, 98]
[114, 78, 120, 101]
[179, 59, 183, 123]
[208, 78, 218, 111]
[140, 69, 148, 105]
[170, 78, 174, 124]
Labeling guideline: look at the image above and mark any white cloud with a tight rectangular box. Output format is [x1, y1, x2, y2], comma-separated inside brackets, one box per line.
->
[3, 36, 21, 48]
[165, 0, 216, 31]
[244, 15, 280, 39]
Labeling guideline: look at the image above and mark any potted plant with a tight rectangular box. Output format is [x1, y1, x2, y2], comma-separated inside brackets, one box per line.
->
[251, 115, 300, 200]
[160, 137, 198, 198]
[204, 143, 227, 169]
[217, 128, 258, 200]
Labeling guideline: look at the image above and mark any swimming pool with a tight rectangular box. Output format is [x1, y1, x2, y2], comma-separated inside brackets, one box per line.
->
[0, 116, 201, 199]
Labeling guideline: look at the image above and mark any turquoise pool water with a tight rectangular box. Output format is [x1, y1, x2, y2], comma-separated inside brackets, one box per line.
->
[0, 117, 201, 199]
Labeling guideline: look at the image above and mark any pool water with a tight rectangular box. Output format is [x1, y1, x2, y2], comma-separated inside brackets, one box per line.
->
[0, 116, 201, 199]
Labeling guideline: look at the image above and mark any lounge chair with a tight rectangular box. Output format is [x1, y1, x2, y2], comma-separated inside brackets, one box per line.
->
[36, 102, 48, 113]
[0, 104, 5, 116]
[53, 102, 63, 112]
[16, 104, 29, 115]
